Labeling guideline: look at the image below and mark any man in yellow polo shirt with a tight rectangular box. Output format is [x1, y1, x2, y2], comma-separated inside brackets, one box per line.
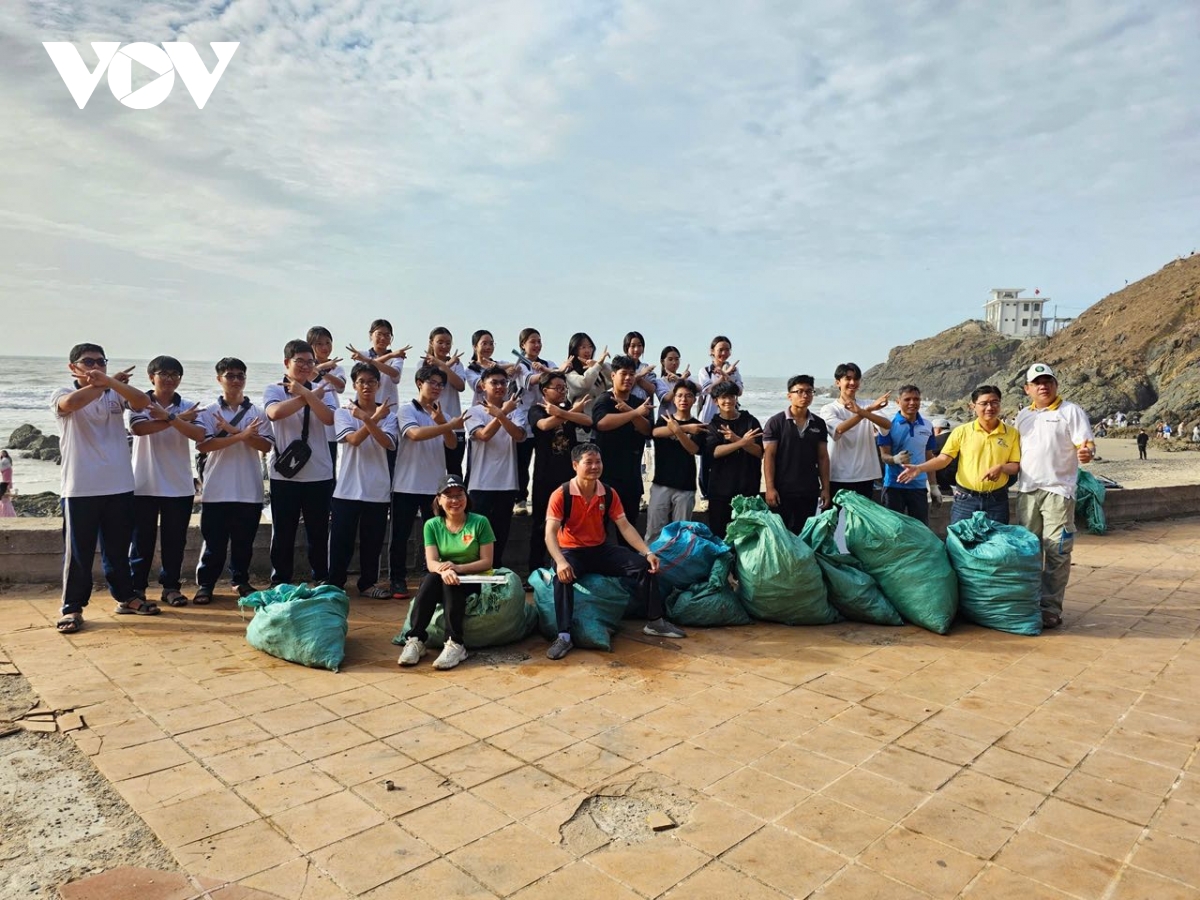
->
[897, 385, 1020, 524]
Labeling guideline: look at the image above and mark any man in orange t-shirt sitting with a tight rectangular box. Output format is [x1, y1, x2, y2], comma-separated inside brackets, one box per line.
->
[543, 442, 684, 660]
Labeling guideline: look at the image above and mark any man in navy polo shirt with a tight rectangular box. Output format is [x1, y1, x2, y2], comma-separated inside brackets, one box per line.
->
[877, 384, 938, 525]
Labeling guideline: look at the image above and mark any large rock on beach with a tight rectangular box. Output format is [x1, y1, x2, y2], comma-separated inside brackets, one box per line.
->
[7, 424, 43, 450]
[13, 491, 62, 517]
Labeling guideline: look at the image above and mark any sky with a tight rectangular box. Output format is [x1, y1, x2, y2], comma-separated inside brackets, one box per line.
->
[2, 0, 1198, 377]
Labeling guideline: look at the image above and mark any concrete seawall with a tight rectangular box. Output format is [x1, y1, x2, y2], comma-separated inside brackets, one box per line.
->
[3, 485, 1198, 586]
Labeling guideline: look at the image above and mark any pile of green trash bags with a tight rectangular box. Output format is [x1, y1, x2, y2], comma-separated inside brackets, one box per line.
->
[392, 568, 537, 650]
[238, 583, 349, 672]
[833, 491, 959, 634]
[799, 510, 904, 626]
[1075, 469, 1107, 535]
[725, 496, 837, 625]
[531, 568, 628, 650]
[666, 553, 752, 627]
[946, 512, 1042, 635]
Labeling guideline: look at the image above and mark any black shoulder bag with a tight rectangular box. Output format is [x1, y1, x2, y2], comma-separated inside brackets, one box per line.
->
[273, 402, 313, 478]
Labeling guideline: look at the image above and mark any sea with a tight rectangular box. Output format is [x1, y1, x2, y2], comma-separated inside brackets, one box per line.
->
[1, 355, 853, 496]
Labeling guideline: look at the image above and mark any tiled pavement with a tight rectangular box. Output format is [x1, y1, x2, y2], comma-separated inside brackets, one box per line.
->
[3, 519, 1199, 900]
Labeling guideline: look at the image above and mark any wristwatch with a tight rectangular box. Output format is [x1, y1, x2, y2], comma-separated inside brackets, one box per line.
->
[167, 412, 177, 422]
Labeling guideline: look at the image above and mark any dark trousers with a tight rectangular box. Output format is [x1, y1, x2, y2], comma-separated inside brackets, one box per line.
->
[609, 479, 642, 544]
[776, 492, 819, 535]
[950, 485, 1010, 525]
[130, 495, 194, 591]
[269, 479, 332, 584]
[327, 442, 339, 497]
[445, 439, 465, 478]
[1138, 446, 1147, 460]
[404, 572, 479, 644]
[553, 543, 661, 633]
[516, 440, 534, 501]
[390, 492, 433, 585]
[197, 501, 261, 588]
[471, 489, 514, 570]
[883, 486, 930, 525]
[831, 480, 875, 501]
[328, 498, 389, 591]
[61, 492, 136, 614]
[528, 476, 557, 572]
[707, 496, 735, 540]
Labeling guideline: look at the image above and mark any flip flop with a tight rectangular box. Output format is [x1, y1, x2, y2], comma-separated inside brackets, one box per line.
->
[56, 613, 83, 634]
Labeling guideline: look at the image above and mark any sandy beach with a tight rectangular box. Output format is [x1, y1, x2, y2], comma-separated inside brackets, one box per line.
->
[1087, 437, 1200, 489]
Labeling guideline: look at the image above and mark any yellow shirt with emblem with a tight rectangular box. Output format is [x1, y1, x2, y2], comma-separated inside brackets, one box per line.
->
[941, 421, 1021, 492]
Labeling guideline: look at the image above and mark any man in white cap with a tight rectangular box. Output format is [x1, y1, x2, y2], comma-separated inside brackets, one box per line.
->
[1014, 363, 1095, 630]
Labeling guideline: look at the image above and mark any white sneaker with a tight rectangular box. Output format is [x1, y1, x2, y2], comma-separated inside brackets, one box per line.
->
[397, 636, 426, 666]
[513, 499, 529, 516]
[433, 639, 469, 670]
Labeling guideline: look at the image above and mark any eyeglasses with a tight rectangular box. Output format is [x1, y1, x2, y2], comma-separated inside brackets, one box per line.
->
[221, 372, 247, 381]
[353, 379, 379, 387]
[423, 381, 445, 390]
[290, 357, 316, 367]
[975, 400, 1001, 408]
[76, 357, 108, 368]
[156, 372, 182, 380]
[789, 388, 814, 396]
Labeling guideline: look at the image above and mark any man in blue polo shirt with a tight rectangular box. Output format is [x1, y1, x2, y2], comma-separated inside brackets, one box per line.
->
[877, 384, 938, 525]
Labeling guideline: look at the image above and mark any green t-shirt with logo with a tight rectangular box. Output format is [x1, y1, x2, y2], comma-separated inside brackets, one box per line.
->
[423, 513, 496, 567]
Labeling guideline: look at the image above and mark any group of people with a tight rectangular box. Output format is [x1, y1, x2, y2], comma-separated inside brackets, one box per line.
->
[47, 321, 1095, 662]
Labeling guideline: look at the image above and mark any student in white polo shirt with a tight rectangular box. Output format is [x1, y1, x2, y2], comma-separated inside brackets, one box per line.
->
[423, 326, 467, 476]
[127, 355, 205, 608]
[194, 357, 273, 604]
[819, 361, 892, 500]
[50, 343, 154, 633]
[390, 365, 464, 598]
[328, 363, 399, 598]
[307, 325, 346, 477]
[464, 365, 526, 570]
[264, 339, 338, 586]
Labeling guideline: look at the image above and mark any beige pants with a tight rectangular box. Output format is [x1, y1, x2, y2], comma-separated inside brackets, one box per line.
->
[1015, 489, 1076, 615]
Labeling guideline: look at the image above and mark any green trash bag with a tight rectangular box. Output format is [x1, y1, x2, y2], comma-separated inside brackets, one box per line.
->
[835, 490, 959, 634]
[530, 568, 630, 651]
[1075, 469, 1107, 535]
[666, 553, 752, 627]
[392, 569, 537, 650]
[800, 509, 904, 626]
[946, 512, 1042, 636]
[725, 495, 836, 625]
[239, 583, 349, 672]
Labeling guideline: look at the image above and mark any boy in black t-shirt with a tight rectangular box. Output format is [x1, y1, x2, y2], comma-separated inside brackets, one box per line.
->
[705, 381, 763, 538]
[645, 380, 706, 543]
[763, 374, 831, 534]
[592, 355, 655, 533]
[527, 371, 592, 572]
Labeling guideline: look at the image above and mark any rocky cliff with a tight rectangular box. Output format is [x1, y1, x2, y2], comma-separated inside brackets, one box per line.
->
[863, 254, 1200, 421]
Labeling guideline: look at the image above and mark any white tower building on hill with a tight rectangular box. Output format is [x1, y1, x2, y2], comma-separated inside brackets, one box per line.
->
[984, 288, 1048, 338]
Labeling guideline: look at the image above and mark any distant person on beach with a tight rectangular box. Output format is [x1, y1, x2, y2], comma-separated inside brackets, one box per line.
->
[51, 343, 154, 633]
[820, 362, 890, 500]
[1014, 363, 1095, 631]
[877, 384, 938, 525]
[1137, 429, 1149, 459]
[897, 385, 1020, 526]
[263, 339, 338, 587]
[705, 380, 763, 539]
[0, 451, 14, 517]
[1192, 424, 1200, 443]
[127, 355, 205, 608]
[194, 357, 273, 603]
[763, 375, 829, 534]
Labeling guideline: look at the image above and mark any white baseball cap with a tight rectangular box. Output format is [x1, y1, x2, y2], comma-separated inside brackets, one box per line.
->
[1025, 363, 1056, 383]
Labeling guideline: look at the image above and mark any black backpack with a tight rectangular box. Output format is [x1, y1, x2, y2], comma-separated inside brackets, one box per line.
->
[558, 480, 618, 544]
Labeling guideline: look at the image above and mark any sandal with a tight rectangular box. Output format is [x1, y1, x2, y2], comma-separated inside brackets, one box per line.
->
[359, 585, 392, 599]
[56, 613, 83, 633]
[193, 586, 214, 605]
[161, 589, 188, 607]
[116, 596, 161, 616]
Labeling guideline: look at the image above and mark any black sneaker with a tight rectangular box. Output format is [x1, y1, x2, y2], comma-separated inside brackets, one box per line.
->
[643, 618, 687, 639]
[546, 636, 573, 660]
[234, 583, 257, 598]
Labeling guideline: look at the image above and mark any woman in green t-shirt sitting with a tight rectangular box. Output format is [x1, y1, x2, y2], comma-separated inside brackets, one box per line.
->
[397, 474, 496, 670]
